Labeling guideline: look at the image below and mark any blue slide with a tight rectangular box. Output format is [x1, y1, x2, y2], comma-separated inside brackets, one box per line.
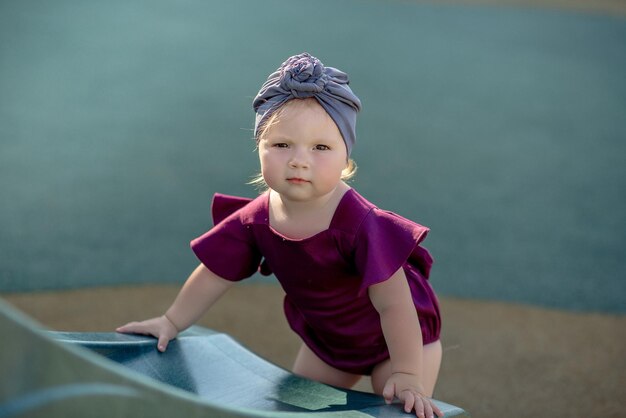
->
[0, 299, 468, 417]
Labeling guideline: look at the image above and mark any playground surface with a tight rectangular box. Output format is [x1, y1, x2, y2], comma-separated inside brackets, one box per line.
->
[1, 299, 468, 417]
[4, 284, 625, 418]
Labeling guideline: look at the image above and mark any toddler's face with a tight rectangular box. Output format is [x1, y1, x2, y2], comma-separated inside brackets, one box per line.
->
[258, 98, 348, 203]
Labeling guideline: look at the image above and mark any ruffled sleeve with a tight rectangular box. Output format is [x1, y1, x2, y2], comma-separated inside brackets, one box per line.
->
[354, 208, 430, 296]
[211, 193, 253, 226]
[190, 194, 261, 281]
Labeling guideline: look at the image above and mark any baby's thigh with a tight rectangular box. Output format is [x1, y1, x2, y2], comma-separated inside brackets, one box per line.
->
[292, 343, 362, 389]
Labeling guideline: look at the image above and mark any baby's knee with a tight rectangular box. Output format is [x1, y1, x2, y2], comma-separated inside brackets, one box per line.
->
[370, 359, 392, 394]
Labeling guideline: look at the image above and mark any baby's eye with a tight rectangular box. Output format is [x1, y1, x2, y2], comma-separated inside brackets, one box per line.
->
[314, 144, 330, 151]
[273, 143, 289, 148]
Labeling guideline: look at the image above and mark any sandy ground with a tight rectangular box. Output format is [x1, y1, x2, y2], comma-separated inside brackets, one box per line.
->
[3, 284, 625, 418]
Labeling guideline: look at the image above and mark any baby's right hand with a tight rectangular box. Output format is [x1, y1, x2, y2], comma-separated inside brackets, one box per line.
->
[116, 315, 179, 352]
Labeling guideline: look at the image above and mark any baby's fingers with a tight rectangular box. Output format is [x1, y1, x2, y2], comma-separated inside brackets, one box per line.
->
[402, 392, 417, 415]
[382, 381, 395, 404]
[420, 396, 444, 418]
[430, 399, 444, 417]
[157, 335, 170, 352]
[116, 321, 155, 337]
[419, 397, 432, 418]
[400, 391, 442, 418]
[116, 321, 143, 334]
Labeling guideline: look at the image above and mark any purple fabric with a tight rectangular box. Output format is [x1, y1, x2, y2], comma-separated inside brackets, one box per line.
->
[190, 189, 441, 375]
[252, 53, 362, 156]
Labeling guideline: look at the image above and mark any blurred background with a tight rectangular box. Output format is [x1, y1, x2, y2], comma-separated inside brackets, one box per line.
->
[1, 0, 625, 417]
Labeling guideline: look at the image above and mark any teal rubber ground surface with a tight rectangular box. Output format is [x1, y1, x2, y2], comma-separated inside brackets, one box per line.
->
[1, 1, 625, 313]
[0, 299, 468, 417]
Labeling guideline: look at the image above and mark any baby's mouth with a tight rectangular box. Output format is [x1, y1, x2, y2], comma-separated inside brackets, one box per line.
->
[287, 178, 309, 184]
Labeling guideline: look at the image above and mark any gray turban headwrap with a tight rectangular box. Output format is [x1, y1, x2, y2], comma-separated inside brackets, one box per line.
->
[253, 53, 362, 156]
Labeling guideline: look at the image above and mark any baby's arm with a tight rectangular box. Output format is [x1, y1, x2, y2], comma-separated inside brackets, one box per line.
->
[116, 263, 234, 351]
[369, 268, 443, 418]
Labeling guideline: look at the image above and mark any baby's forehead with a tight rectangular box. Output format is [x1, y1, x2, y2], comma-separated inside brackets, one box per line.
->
[280, 97, 326, 114]
[283, 99, 337, 125]
[264, 104, 342, 141]
[274, 100, 338, 128]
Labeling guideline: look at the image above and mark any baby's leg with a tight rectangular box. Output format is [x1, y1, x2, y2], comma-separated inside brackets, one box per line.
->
[370, 340, 442, 397]
[292, 343, 362, 389]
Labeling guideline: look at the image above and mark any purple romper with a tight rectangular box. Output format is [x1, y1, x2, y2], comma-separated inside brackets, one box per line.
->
[190, 188, 441, 375]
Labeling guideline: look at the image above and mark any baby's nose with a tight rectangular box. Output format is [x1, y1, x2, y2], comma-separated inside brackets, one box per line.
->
[288, 149, 310, 168]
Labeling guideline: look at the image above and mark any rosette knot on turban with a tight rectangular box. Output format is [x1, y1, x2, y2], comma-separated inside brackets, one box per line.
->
[253, 53, 361, 156]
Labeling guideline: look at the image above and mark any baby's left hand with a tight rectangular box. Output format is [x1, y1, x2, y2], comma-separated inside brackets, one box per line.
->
[382, 372, 444, 418]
